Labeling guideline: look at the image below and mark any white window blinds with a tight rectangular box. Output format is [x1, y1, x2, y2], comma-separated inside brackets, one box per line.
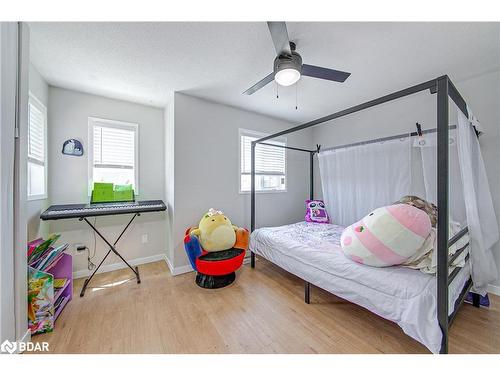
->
[28, 94, 47, 200]
[240, 129, 286, 192]
[89, 118, 139, 194]
[240, 134, 286, 175]
[93, 125, 135, 168]
[28, 100, 46, 163]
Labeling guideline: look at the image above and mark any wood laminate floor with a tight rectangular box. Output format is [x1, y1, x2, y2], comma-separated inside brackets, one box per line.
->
[32, 259, 500, 354]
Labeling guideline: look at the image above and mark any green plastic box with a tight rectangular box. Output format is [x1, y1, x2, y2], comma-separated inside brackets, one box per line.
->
[113, 184, 134, 202]
[91, 182, 115, 203]
[91, 182, 134, 203]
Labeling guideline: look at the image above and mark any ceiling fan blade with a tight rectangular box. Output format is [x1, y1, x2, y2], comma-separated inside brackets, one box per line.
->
[302, 64, 351, 83]
[242, 72, 275, 95]
[267, 22, 291, 56]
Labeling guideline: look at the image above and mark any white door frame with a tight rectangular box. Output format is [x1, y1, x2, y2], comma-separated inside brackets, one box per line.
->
[0, 21, 29, 346]
[14, 22, 30, 345]
[0, 22, 18, 343]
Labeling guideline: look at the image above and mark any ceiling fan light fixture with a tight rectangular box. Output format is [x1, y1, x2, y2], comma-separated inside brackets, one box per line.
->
[274, 68, 301, 86]
[242, 22, 351, 96]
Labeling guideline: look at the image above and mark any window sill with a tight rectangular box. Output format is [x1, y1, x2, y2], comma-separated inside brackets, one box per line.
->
[239, 189, 288, 195]
[27, 195, 47, 202]
[86, 192, 140, 198]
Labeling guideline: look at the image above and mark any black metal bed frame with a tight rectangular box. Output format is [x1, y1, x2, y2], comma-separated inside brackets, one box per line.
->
[249, 75, 480, 354]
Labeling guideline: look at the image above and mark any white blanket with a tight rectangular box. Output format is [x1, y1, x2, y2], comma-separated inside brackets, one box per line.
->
[250, 221, 470, 353]
[403, 221, 469, 274]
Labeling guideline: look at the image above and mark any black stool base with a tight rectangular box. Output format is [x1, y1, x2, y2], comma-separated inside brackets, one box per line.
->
[195, 272, 235, 289]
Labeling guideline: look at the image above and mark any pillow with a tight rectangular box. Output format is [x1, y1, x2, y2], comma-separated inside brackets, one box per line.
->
[340, 204, 432, 267]
[305, 200, 330, 223]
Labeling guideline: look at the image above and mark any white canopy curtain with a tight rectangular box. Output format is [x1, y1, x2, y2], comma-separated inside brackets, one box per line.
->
[457, 110, 499, 291]
[417, 130, 467, 224]
[318, 103, 498, 293]
[318, 137, 411, 226]
[418, 105, 499, 292]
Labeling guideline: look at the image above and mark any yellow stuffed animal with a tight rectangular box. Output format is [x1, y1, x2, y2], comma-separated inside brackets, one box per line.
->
[190, 208, 239, 252]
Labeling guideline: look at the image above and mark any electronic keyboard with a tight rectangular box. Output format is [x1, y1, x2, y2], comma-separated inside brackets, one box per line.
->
[40, 200, 167, 220]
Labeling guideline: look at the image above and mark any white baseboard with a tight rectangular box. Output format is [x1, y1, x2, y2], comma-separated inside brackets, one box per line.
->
[73, 253, 166, 279]
[164, 255, 174, 273]
[171, 264, 194, 276]
[164, 255, 250, 276]
[487, 284, 500, 296]
[164, 255, 194, 276]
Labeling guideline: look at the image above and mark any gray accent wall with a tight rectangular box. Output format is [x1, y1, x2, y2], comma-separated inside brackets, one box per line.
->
[165, 93, 313, 271]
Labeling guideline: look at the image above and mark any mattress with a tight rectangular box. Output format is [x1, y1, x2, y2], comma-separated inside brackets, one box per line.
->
[249, 221, 471, 353]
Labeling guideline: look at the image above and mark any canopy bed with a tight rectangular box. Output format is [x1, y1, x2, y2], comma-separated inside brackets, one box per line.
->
[248, 75, 498, 354]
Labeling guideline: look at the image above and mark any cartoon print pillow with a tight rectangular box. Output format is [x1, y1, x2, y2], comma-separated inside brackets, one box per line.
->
[305, 200, 330, 223]
[340, 204, 432, 267]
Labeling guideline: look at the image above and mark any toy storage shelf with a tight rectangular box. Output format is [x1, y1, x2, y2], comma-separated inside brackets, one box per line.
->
[28, 252, 73, 335]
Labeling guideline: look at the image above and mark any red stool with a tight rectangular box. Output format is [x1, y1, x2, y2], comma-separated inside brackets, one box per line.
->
[184, 228, 248, 288]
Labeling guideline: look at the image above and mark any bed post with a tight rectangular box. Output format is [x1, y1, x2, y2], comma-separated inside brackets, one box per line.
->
[250, 141, 256, 268]
[310, 152, 314, 200]
[305, 153, 315, 303]
[437, 76, 450, 354]
[471, 293, 481, 308]
[305, 282, 311, 304]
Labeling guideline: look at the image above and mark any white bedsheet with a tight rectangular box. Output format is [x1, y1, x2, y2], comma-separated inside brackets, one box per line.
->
[250, 221, 470, 353]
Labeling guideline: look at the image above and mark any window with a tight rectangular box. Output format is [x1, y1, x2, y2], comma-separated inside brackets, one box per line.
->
[239, 129, 286, 193]
[88, 117, 139, 195]
[27, 94, 47, 200]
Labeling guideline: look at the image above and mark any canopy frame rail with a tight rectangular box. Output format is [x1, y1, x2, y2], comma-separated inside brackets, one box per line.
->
[249, 75, 481, 354]
[321, 125, 457, 153]
[249, 142, 318, 268]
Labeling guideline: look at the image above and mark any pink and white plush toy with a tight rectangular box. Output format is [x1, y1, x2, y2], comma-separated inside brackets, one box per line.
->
[340, 204, 432, 267]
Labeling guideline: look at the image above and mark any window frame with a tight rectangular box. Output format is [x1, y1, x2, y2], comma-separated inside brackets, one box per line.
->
[88, 117, 139, 196]
[27, 92, 48, 201]
[238, 128, 287, 194]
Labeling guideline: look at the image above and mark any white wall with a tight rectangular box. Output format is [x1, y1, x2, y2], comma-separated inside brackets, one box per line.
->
[47, 87, 167, 276]
[166, 93, 312, 271]
[312, 70, 500, 289]
[27, 64, 50, 241]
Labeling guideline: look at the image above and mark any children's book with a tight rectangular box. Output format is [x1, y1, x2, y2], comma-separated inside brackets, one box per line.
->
[36, 243, 69, 271]
[53, 278, 67, 289]
[28, 267, 54, 334]
[28, 234, 61, 264]
[28, 238, 44, 258]
[54, 295, 68, 311]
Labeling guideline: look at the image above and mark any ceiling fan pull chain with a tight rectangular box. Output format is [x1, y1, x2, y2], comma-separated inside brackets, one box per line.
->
[276, 82, 279, 99]
[295, 82, 298, 110]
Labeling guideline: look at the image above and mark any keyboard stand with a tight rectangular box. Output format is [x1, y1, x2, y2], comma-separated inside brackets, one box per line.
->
[79, 213, 141, 297]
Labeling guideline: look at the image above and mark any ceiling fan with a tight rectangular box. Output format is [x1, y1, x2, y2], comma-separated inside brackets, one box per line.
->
[243, 22, 351, 95]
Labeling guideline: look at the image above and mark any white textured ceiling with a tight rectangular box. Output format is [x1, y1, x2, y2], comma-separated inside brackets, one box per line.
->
[29, 22, 500, 123]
